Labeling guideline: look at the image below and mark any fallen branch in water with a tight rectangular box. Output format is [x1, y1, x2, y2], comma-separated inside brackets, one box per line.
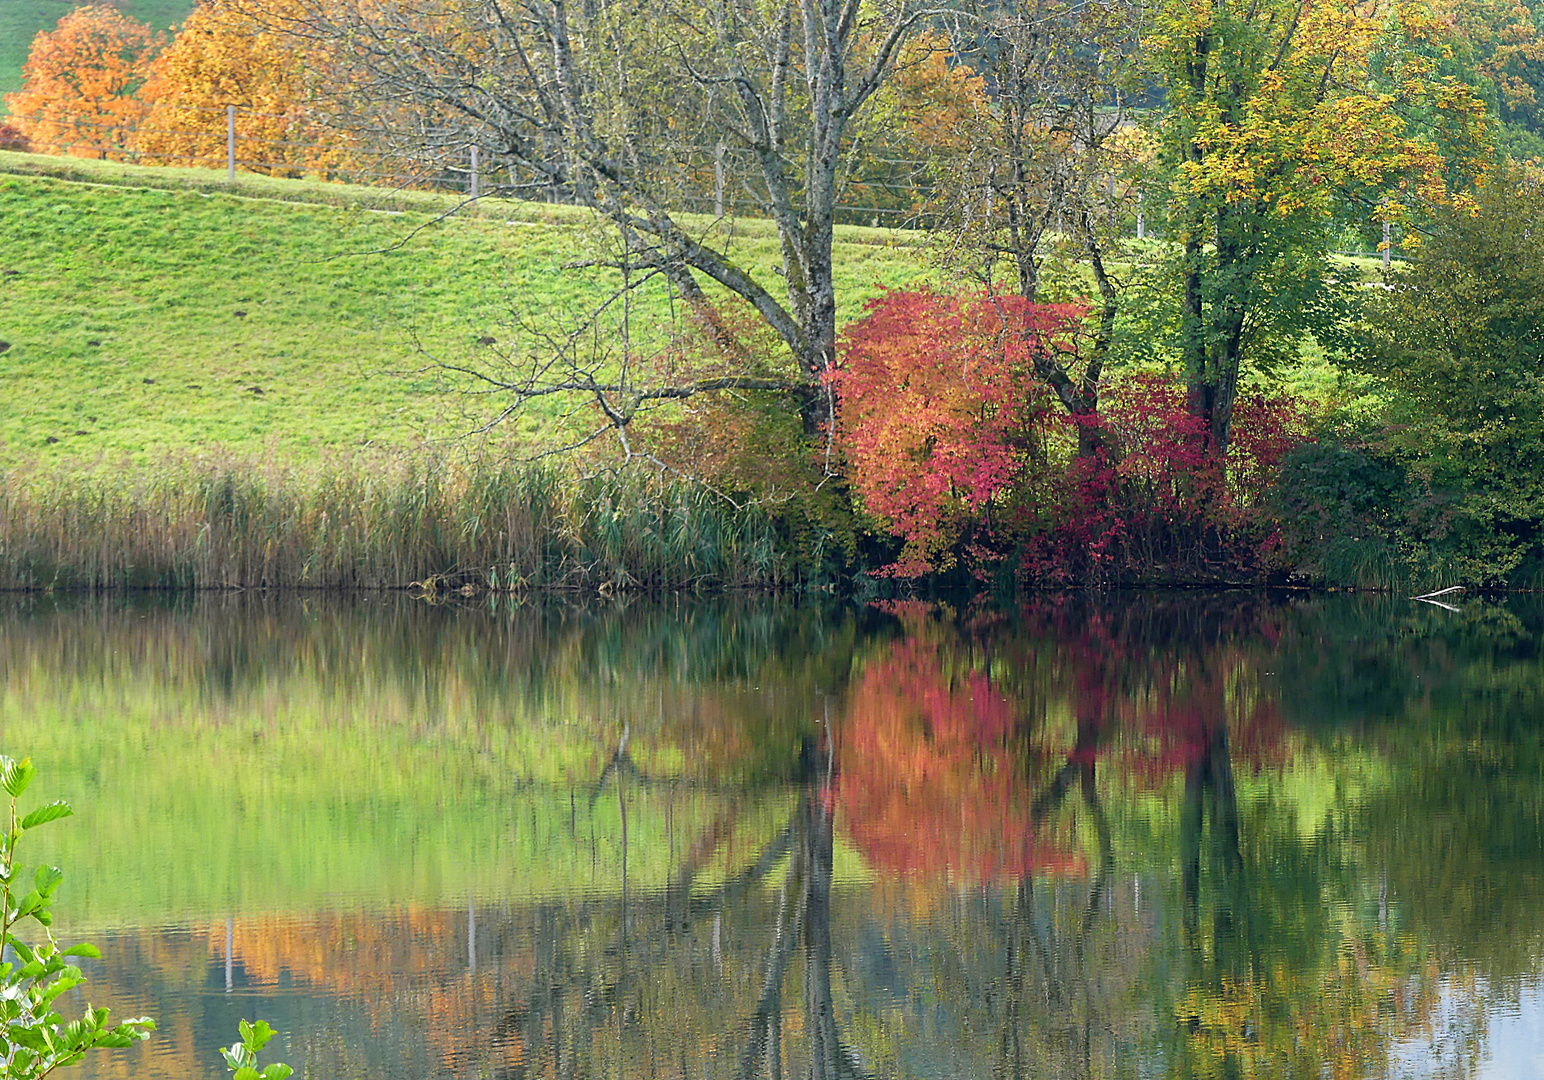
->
[1411, 585, 1464, 611]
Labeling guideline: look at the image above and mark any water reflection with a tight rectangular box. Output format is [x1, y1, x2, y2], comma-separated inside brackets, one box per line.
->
[0, 592, 1541, 1078]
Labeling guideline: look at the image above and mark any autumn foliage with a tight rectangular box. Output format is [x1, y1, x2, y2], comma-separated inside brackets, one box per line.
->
[836, 288, 1306, 583]
[136, 0, 354, 176]
[5, 0, 361, 176]
[1020, 379, 1305, 584]
[838, 612, 1087, 881]
[835, 288, 1082, 575]
[3, 5, 162, 160]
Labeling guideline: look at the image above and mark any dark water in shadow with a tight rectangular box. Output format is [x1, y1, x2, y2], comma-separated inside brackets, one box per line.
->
[1, 591, 1541, 1079]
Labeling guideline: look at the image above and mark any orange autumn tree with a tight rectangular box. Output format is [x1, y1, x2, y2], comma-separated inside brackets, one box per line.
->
[136, 0, 351, 176]
[843, 32, 989, 222]
[4, 6, 162, 160]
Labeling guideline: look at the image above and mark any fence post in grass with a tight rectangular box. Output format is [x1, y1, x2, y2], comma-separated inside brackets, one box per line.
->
[1382, 217, 1392, 275]
[226, 105, 236, 182]
[1136, 193, 1145, 240]
[469, 144, 479, 200]
[714, 139, 725, 217]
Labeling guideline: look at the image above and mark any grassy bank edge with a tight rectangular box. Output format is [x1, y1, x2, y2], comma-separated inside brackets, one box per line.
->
[0, 456, 805, 592]
[0, 150, 926, 248]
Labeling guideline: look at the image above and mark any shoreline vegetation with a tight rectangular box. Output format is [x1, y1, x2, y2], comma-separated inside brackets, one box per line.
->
[2, 157, 1539, 597]
[0, 456, 796, 592]
[1, 454, 1534, 595]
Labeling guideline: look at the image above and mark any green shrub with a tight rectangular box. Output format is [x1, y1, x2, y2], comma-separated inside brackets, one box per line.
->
[0, 755, 154, 1075]
[1349, 162, 1544, 587]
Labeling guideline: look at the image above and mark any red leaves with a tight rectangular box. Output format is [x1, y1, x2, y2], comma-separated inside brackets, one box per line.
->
[834, 288, 1081, 575]
[838, 631, 1087, 881]
[836, 288, 1307, 583]
[1022, 379, 1305, 582]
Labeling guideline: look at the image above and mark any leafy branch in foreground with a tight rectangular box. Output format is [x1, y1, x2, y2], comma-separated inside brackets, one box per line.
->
[220, 1018, 294, 1080]
[0, 755, 155, 1078]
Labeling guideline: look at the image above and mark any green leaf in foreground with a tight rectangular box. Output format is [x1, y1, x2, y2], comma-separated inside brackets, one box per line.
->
[1, 755, 36, 798]
[221, 1018, 292, 1080]
[2, 757, 155, 1077]
[21, 800, 73, 830]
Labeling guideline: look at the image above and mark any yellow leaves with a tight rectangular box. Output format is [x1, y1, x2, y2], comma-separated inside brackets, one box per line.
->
[1156, 0, 1489, 222]
[3, 5, 163, 160]
[135, 0, 357, 178]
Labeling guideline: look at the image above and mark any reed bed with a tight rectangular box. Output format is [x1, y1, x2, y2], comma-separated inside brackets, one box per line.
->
[0, 455, 795, 591]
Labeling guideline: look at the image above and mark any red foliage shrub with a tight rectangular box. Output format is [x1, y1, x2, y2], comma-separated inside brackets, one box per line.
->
[835, 288, 1082, 576]
[1023, 378, 1306, 583]
[835, 287, 1308, 584]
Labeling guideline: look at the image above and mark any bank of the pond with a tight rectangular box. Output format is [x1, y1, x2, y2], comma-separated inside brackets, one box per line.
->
[7, 455, 1538, 595]
[0, 457, 803, 590]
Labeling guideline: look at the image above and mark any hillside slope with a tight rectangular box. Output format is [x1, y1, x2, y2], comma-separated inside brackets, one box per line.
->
[0, 152, 931, 466]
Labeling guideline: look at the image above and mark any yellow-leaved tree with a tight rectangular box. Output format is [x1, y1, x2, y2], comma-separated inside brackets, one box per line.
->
[1150, 0, 1491, 458]
[136, 0, 351, 177]
[3, 5, 163, 160]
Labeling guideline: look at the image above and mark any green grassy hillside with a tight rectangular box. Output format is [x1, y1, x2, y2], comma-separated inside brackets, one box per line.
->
[0, 152, 931, 466]
[1, 0, 194, 111]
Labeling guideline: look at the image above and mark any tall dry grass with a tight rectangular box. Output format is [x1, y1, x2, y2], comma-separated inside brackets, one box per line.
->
[0, 455, 795, 591]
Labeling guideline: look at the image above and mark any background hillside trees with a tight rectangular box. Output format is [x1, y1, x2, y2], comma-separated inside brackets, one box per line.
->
[136, 0, 345, 176]
[3, 5, 161, 159]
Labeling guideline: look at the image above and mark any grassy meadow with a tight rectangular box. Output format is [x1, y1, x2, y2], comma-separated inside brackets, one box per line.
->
[0, 151, 932, 466]
[0, 149, 1391, 590]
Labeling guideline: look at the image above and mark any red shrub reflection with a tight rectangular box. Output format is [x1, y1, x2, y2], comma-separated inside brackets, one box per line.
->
[838, 631, 1087, 881]
[838, 601, 1290, 883]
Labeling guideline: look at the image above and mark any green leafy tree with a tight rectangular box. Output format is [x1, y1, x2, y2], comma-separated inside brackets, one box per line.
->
[220, 1019, 294, 1080]
[0, 755, 155, 1077]
[1358, 163, 1544, 583]
[1147, 0, 1489, 459]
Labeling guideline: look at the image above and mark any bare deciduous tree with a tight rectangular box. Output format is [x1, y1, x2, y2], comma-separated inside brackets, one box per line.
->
[941, 0, 1147, 454]
[275, 0, 948, 446]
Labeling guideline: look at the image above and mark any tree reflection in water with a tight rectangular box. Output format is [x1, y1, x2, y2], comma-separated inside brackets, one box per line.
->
[482, 725, 875, 1080]
[4, 593, 1542, 1080]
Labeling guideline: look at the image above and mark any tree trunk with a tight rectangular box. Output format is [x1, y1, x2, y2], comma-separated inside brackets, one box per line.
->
[1183, 210, 1248, 461]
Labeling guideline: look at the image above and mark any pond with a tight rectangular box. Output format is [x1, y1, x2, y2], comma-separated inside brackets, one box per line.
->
[1, 591, 1541, 1079]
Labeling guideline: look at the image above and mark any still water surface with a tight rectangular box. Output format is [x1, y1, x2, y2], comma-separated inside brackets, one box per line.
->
[1, 592, 1541, 1079]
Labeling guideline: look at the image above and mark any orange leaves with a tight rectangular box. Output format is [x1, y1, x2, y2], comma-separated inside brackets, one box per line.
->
[884, 33, 989, 159]
[137, 0, 350, 176]
[835, 288, 1080, 576]
[3, 5, 163, 160]
[844, 32, 991, 220]
[838, 632, 1087, 882]
[6, 0, 359, 177]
